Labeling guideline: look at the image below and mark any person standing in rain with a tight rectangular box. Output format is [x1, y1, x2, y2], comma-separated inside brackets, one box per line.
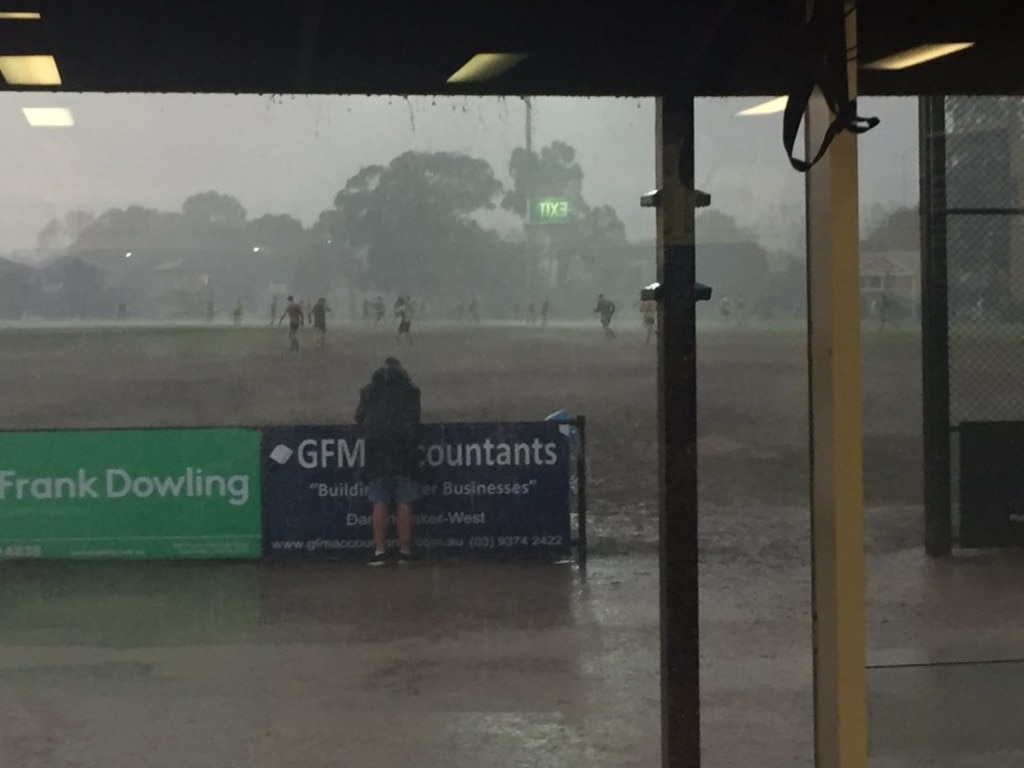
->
[278, 295, 304, 351]
[541, 297, 551, 327]
[232, 300, 243, 327]
[311, 297, 330, 348]
[594, 293, 616, 340]
[373, 295, 386, 324]
[355, 357, 422, 566]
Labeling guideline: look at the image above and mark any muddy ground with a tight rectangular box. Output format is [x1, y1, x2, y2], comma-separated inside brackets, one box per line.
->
[2, 319, 1019, 767]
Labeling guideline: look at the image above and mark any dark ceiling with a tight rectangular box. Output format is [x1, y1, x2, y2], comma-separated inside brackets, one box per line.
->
[0, 0, 1021, 97]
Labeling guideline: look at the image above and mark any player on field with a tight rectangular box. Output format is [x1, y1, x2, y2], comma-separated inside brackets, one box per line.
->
[639, 298, 657, 345]
[278, 295, 305, 352]
[395, 295, 414, 345]
[594, 293, 616, 340]
[311, 297, 330, 348]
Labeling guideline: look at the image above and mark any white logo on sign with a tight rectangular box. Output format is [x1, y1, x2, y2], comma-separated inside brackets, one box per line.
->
[269, 445, 294, 465]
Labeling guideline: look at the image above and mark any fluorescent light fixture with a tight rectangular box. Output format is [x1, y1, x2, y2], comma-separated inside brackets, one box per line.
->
[0, 54, 61, 85]
[22, 107, 73, 126]
[737, 96, 788, 116]
[447, 53, 528, 83]
[0, 11, 41, 20]
[864, 42, 974, 71]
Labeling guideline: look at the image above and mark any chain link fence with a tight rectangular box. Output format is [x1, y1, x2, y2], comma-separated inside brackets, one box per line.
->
[945, 96, 1024, 424]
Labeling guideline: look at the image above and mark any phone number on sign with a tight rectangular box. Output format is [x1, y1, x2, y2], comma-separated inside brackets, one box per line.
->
[469, 535, 565, 549]
[1, 544, 42, 558]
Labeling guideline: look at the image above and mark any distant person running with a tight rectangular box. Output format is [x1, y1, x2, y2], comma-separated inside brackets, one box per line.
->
[594, 293, 616, 340]
[278, 295, 304, 351]
[373, 296, 386, 324]
[640, 298, 657, 345]
[355, 357, 422, 566]
[232, 300, 243, 327]
[541, 297, 551, 327]
[311, 297, 330, 348]
[270, 296, 278, 326]
[878, 292, 900, 333]
[395, 295, 414, 345]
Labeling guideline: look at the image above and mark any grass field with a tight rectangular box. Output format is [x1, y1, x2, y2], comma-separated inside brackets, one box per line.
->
[0, 318, 927, 552]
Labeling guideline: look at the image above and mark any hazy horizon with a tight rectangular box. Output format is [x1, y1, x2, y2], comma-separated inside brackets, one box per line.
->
[0, 93, 917, 261]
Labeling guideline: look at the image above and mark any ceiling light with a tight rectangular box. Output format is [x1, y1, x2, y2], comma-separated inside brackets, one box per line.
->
[863, 42, 974, 71]
[0, 11, 41, 19]
[0, 54, 61, 85]
[737, 96, 788, 116]
[22, 107, 73, 126]
[447, 53, 528, 84]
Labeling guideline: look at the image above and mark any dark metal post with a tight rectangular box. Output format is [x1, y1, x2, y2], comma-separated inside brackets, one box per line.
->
[656, 94, 700, 768]
[920, 95, 953, 557]
[575, 414, 588, 565]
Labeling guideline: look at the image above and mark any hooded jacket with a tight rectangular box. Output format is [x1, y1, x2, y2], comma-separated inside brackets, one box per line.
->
[355, 361, 421, 479]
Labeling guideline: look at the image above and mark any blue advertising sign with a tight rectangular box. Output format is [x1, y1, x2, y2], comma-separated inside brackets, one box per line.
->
[261, 422, 571, 559]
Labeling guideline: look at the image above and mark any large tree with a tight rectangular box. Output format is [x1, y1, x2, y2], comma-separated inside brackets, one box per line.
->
[182, 191, 247, 228]
[328, 151, 504, 294]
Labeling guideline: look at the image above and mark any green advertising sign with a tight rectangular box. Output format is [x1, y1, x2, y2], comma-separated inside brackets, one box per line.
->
[529, 197, 571, 223]
[0, 429, 261, 560]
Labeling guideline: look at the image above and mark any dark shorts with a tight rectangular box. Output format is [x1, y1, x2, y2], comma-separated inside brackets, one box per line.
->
[398, 320, 411, 333]
[367, 476, 419, 504]
[314, 321, 326, 331]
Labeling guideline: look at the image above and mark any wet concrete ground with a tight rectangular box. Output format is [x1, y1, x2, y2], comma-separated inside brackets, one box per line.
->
[3, 542, 1024, 767]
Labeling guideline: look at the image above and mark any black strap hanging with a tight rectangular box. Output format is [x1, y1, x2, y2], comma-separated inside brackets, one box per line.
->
[782, 0, 879, 172]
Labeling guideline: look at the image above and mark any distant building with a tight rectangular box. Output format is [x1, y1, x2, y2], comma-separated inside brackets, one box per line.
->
[860, 250, 920, 318]
[860, 250, 919, 302]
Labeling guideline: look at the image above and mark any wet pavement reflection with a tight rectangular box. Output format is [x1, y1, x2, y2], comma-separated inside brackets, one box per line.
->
[0, 558, 661, 768]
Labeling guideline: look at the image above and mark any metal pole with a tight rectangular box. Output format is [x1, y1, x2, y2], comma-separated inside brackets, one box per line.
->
[524, 97, 533, 297]
[656, 93, 700, 768]
[575, 414, 588, 565]
[804, 3, 868, 764]
[919, 95, 953, 557]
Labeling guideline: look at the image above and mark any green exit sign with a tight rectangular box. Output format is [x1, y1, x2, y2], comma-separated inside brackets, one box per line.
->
[530, 198, 571, 223]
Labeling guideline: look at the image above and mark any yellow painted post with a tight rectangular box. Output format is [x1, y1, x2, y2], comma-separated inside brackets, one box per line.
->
[805, 2, 868, 767]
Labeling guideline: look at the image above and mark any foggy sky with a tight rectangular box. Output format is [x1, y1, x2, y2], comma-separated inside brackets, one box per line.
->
[0, 92, 916, 259]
